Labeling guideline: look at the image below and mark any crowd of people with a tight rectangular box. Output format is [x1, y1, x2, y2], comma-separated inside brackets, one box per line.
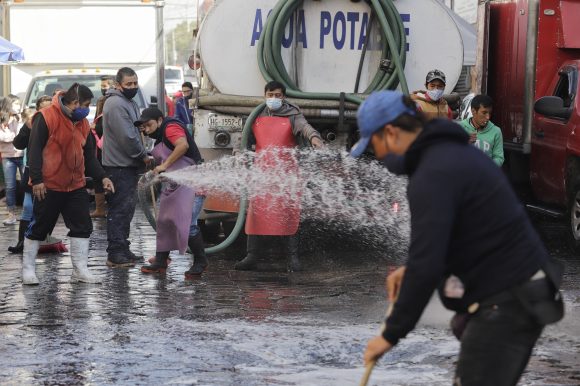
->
[0, 67, 508, 283]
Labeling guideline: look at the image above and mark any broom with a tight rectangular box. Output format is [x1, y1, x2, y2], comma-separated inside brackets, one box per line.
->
[359, 298, 396, 386]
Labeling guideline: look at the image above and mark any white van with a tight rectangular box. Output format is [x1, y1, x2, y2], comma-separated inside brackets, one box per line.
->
[165, 66, 184, 97]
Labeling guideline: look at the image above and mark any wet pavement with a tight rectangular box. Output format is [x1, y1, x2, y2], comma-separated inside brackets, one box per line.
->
[0, 205, 579, 385]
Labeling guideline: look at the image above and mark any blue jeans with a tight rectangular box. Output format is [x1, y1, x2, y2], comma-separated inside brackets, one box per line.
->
[2, 157, 24, 210]
[189, 195, 205, 236]
[21, 192, 33, 221]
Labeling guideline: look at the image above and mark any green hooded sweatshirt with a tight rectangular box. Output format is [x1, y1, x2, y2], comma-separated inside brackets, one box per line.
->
[460, 118, 504, 166]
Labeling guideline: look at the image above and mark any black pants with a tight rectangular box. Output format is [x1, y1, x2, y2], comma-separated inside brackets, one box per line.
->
[454, 299, 544, 386]
[28, 188, 92, 240]
[105, 167, 139, 256]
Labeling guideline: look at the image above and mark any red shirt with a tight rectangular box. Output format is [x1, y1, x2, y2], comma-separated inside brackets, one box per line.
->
[165, 123, 186, 145]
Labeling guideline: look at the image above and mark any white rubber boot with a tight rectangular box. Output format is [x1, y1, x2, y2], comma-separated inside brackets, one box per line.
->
[70, 237, 102, 284]
[22, 238, 40, 285]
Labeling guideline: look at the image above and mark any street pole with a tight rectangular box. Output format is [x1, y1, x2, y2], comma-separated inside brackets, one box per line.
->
[156, 0, 166, 114]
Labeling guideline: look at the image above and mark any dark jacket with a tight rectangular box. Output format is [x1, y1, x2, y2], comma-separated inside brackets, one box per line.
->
[382, 119, 549, 345]
[153, 118, 202, 164]
[13, 122, 31, 151]
[174, 96, 192, 126]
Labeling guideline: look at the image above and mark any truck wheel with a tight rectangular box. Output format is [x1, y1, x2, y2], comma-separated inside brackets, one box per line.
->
[568, 186, 580, 252]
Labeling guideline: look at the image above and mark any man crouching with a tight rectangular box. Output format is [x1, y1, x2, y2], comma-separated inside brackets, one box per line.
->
[23, 83, 114, 285]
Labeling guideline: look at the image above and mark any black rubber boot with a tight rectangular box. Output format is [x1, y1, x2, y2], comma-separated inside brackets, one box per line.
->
[184, 233, 208, 279]
[286, 235, 302, 272]
[234, 235, 260, 271]
[8, 220, 29, 254]
[141, 251, 169, 274]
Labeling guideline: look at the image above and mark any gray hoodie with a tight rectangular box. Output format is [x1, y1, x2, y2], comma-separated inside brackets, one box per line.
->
[259, 101, 322, 142]
[101, 89, 146, 168]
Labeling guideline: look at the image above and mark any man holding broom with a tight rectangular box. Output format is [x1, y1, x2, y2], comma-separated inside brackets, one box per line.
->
[352, 91, 564, 386]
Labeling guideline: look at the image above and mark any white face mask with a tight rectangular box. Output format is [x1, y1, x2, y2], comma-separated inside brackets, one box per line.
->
[426, 89, 444, 101]
[266, 97, 283, 111]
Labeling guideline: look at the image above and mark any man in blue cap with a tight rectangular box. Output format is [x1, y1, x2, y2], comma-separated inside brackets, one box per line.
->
[357, 91, 564, 385]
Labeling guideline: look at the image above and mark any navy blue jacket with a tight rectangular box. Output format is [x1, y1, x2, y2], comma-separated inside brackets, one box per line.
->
[382, 119, 549, 345]
[174, 96, 192, 126]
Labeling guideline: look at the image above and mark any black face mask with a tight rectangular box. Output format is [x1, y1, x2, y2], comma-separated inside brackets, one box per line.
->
[101, 88, 108, 96]
[121, 87, 138, 100]
[380, 153, 406, 175]
[147, 129, 161, 140]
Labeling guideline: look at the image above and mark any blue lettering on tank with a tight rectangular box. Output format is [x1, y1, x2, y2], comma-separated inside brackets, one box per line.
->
[282, 14, 294, 48]
[358, 12, 369, 50]
[320, 11, 332, 48]
[252, 9, 411, 52]
[346, 12, 359, 50]
[333, 11, 346, 49]
[296, 9, 308, 48]
[251, 9, 263, 47]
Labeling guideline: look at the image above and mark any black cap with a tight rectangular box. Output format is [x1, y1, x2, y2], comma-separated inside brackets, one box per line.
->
[134, 107, 163, 127]
[426, 69, 446, 84]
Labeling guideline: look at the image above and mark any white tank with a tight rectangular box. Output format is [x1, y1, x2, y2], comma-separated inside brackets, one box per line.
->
[198, 0, 475, 97]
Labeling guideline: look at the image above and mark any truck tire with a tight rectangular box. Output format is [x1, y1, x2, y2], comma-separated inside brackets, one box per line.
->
[568, 183, 580, 253]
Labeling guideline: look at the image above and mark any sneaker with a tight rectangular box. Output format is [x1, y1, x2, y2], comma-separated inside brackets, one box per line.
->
[3, 214, 17, 225]
[106, 255, 136, 268]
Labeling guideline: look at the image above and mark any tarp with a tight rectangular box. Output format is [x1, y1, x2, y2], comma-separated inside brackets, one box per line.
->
[0, 36, 24, 63]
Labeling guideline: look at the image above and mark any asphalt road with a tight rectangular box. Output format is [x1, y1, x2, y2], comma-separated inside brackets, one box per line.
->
[0, 206, 578, 385]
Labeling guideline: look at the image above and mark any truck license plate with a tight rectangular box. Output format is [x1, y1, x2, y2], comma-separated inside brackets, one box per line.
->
[208, 116, 243, 129]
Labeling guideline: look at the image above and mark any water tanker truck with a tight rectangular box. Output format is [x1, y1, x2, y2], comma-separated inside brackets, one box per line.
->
[181, 0, 476, 243]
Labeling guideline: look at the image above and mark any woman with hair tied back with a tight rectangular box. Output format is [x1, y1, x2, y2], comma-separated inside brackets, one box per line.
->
[0, 94, 25, 226]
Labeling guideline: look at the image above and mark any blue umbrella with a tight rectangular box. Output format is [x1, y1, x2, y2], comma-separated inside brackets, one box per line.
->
[0, 36, 24, 63]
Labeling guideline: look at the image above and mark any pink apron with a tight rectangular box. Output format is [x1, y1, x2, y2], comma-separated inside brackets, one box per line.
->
[151, 143, 197, 254]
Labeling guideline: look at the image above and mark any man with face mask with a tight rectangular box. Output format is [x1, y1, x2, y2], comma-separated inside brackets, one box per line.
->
[234, 80, 324, 272]
[411, 69, 453, 121]
[354, 91, 564, 386]
[134, 107, 207, 279]
[102, 67, 152, 268]
[24, 83, 115, 285]
[174, 82, 194, 127]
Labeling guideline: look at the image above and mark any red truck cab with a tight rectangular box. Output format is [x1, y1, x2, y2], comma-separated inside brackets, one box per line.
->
[480, 0, 580, 248]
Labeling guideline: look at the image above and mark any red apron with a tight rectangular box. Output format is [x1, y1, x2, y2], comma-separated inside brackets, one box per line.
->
[245, 116, 300, 236]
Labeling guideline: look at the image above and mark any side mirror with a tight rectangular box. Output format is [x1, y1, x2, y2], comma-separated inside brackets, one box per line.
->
[534, 96, 572, 120]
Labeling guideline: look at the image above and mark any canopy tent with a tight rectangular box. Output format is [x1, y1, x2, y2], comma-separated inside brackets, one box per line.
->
[0, 36, 24, 63]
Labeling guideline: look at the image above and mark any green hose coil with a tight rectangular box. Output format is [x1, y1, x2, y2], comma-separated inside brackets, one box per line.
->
[258, 0, 409, 103]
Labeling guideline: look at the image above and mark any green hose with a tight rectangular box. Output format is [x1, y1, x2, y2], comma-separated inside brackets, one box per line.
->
[258, 0, 408, 102]
[206, 0, 408, 253]
[203, 103, 266, 254]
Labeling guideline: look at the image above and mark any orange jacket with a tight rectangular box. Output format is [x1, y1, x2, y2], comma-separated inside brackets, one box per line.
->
[38, 94, 91, 191]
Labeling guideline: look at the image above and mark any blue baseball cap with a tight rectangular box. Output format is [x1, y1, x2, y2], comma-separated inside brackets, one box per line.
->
[350, 90, 416, 158]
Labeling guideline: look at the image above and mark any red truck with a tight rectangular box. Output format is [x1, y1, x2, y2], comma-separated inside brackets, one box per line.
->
[477, 0, 580, 249]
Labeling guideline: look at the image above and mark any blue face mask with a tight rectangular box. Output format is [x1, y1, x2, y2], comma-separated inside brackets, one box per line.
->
[266, 98, 283, 111]
[71, 107, 90, 121]
[426, 88, 444, 101]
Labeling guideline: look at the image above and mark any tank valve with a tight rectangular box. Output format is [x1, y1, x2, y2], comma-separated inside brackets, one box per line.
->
[214, 131, 231, 147]
[324, 131, 337, 142]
